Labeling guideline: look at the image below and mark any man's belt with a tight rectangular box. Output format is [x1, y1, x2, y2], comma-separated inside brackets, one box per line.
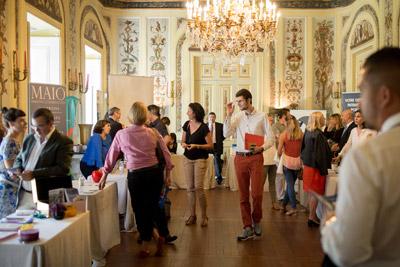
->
[235, 151, 262, 157]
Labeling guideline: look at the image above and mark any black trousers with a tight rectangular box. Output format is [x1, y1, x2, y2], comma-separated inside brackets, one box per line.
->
[80, 161, 97, 179]
[127, 166, 163, 241]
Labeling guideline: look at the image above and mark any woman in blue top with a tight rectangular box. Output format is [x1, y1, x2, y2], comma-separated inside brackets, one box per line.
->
[0, 107, 27, 218]
[80, 120, 112, 178]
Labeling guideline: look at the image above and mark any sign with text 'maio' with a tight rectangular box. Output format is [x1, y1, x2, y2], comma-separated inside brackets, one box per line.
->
[29, 83, 67, 135]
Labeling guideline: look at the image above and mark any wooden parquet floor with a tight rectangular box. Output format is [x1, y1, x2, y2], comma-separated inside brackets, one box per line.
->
[106, 186, 323, 267]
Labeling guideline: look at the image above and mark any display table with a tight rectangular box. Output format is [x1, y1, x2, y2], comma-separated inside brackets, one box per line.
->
[225, 154, 269, 192]
[73, 181, 120, 266]
[0, 213, 91, 267]
[170, 154, 216, 189]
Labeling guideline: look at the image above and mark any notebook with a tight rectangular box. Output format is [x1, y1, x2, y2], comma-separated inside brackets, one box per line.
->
[244, 133, 264, 150]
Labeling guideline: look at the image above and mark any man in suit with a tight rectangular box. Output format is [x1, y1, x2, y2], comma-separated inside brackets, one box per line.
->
[208, 112, 225, 185]
[148, 104, 171, 146]
[332, 109, 356, 154]
[106, 107, 123, 141]
[14, 108, 73, 204]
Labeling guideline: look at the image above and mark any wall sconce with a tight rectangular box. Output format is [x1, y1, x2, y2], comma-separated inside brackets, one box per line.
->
[333, 81, 341, 99]
[168, 80, 175, 107]
[68, 68, 89, 94]
[12, 50, 29, 100]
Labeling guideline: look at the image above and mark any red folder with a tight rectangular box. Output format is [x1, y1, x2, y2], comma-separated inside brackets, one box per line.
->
[244, 133, 264, 150]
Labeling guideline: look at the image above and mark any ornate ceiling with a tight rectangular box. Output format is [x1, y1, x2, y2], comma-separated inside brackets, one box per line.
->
[99, 0, 357, 9]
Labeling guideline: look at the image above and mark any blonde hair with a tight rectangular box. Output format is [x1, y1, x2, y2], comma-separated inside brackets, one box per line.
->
[287, 117, 303, 140]
[306, 111, 325, 132]
[128, 102, 147, 125]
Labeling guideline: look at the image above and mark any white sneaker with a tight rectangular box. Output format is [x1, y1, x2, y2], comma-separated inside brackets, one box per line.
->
[237, 227, 254, 241]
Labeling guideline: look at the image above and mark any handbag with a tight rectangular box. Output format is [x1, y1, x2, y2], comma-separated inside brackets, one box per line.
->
[276, 155, 284, 174]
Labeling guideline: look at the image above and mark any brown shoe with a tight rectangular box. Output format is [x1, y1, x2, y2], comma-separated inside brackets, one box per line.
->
[272, 202, 281, 211]
[185, 215, 197, 225]
[285, 208, 297, 216]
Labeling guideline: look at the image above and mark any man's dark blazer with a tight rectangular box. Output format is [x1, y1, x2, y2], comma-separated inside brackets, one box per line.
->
[338, 121, 357, 152]
[14, 130, 73, 202]
[107, 118, 123, 141]
[213, 122, 225, 155]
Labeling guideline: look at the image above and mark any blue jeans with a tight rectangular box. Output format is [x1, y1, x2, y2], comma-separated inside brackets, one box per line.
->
[283, 166, 298, 209]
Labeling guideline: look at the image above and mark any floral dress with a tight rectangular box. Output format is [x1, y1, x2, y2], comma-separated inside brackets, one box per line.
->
[0, 137, 22, 219]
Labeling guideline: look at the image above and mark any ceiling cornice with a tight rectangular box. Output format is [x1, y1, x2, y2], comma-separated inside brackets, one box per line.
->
[98, 0, 357, 9]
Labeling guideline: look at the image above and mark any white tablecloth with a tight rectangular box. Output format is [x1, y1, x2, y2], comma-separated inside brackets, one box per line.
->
[0, 213, 91, 267]
[225, 154, 269, 192]
[73, 181, 121, 266]
[170, 154, 216, 190]
[107, 172, 135, 232]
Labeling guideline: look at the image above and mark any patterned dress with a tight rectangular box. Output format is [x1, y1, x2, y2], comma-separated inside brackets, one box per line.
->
[0, 137, 22, 218]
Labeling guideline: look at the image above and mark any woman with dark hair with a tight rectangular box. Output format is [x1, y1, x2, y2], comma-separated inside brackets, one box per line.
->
[80, 120, 112, 178]
[181, 102, 213, 227]
[0, 107, 27, 218]
[168, 133, 177, 154]
[334, 109, 376, 162]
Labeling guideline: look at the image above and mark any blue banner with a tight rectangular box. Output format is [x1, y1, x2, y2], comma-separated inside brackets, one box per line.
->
[341, 92, 361, 111]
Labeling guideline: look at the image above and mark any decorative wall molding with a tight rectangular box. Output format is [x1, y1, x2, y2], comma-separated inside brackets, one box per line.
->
[84, 19, 104, 48]
[384, 0, 393, 46]
[175, 34, 185, 132]
[350, 20, 374, 49]
[118, 18, 139, 75]
[147, 18, 169, 108]
[341, 5, 379, 92]
[0, 0, 8, 96]
[269, 42, 276, 107]
[284, 18, 305, 106]
[342, 15, 350, 26]
[98, 0, 357, 9]
[103, 16, 111, 27]
[68, 0, 77, 68]
[25, 0, 62, 22]
[313, 18, 335, 112]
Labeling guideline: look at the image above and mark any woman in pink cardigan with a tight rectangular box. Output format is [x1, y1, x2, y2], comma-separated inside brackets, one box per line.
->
[99, 102, 173, 258]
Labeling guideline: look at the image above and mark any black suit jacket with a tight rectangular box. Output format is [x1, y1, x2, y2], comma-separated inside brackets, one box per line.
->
[213, 122, 225, 155]
[338, 122, 356, 152]
[107, 118, 123, 141]
[14, 130, 73, 202]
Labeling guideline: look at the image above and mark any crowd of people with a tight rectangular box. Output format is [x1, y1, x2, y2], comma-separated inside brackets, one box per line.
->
[0, 47, 399, 265]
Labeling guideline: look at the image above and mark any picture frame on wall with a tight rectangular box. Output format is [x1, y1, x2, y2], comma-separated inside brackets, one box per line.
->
[239, 64, 251, 78]
[201, 64, 213, 78]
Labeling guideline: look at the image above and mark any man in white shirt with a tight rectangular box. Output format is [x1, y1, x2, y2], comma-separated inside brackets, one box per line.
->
[14, 108, 73, 204]
[224, 89, 274, 241]
[321, 47, 400, 266]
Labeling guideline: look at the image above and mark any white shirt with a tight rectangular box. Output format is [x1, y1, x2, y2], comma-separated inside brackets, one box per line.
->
[22, 128, 55, 191]
[223, 109, 274, 153]
[339, 127, 377, 157]
[321, 112, 400, 267]
[208, 122, 216, 144]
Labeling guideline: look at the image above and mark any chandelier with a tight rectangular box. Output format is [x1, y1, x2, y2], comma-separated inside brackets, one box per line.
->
[186, 0, 279, 63]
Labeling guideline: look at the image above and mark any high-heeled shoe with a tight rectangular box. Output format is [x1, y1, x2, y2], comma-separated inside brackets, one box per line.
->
[185, 215, 197, 225]
[307, 219, 320, 227]
[201, 217, 208, 227]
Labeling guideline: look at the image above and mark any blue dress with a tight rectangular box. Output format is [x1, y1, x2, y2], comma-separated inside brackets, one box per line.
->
[0, 137, 22, 219]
